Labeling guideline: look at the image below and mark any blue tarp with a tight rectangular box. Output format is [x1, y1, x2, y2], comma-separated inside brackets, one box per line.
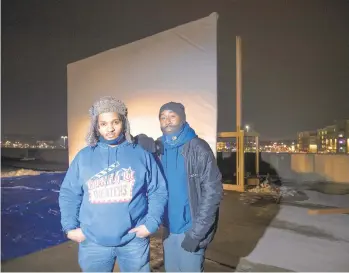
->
[1, 173, 68, 261]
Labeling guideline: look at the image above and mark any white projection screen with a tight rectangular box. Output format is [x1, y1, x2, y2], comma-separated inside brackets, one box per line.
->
[67, 13, 218, 163]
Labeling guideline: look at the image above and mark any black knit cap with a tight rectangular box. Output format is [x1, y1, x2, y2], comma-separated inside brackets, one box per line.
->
[159, 102, 186, 123]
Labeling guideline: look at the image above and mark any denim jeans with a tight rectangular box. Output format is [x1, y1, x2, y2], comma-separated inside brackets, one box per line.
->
[163, 231, 205, 272]
[78, 236, 150, 272]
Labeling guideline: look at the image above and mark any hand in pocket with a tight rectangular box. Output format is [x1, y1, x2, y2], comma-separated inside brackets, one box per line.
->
[67, 228, 86, 243]
[128, 225, 150, 238]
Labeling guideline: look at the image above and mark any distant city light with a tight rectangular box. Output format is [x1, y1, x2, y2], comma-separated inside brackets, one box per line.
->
[1, 136, 68, 150]
[61, 136, 68, 148]
[217, 140, 296, 153]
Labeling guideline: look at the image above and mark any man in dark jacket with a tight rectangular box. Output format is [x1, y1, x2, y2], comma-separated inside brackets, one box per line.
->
[139, 102, 223, 272]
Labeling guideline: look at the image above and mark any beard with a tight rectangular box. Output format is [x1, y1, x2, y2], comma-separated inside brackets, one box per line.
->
[161, 124, 182, 135]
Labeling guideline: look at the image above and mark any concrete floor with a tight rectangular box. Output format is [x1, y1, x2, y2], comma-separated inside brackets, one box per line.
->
[2, 182, 349, 272]
[239, 182, 349, 272]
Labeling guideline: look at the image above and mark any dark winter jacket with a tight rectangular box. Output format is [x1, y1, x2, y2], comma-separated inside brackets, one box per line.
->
[136, 134, 223, 248]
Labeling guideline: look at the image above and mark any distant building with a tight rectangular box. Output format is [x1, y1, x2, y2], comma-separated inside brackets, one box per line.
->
[217, 142, 226, 152]
[299, 119, 349, 154]
[217, 141, 236, 152]
[317, 128, 327, 152]
[335, 120, 349, 153]
[297, 131, 317, 153]
[317, 125, 336, 153]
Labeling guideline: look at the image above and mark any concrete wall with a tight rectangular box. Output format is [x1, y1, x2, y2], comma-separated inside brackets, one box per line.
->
[218, 152, 349, 184]
[261, 153, 349, 183]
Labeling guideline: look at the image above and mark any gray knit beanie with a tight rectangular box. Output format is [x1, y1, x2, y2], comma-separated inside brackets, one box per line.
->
[159, 102, 186, 123]
[86, 96, 132, 146]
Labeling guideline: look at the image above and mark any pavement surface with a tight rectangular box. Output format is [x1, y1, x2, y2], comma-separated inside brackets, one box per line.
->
[2, 181, 349, 272]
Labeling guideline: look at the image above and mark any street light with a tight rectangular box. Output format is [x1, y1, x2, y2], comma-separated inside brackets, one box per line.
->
[245, 125, 249, 132]
[61, 136, 68, 149]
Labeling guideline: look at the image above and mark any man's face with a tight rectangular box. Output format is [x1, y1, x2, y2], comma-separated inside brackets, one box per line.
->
[97, 112, 123, 140]
[159, 110, 182, 134]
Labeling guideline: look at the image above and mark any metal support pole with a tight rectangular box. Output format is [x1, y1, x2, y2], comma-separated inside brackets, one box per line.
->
[256, 136, 260, 175]
[236, 36, 244, 189]
[239, 130, 245, 186]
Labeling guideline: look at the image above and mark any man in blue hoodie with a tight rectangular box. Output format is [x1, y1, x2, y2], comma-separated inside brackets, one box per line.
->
[59, 96, 167, 272]
[157, 102, 223, 272]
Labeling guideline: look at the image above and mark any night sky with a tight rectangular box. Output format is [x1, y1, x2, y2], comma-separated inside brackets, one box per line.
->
[2, 0, 349, 140]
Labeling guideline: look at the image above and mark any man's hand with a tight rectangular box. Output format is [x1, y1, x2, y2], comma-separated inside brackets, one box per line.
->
[181, 234, 200, 252]
[134, 134, 156, 153]
[128, 225, 151, 238]
[67, 228, 86, 243]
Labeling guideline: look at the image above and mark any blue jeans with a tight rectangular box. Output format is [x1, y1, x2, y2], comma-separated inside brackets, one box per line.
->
[78, 236, 150, 272]
[163, 231, 205, 272]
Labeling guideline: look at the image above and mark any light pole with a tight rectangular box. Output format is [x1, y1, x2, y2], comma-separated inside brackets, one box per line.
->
[61, 136, 68, 149]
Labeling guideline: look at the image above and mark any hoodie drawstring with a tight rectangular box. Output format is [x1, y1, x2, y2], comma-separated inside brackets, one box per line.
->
[107, 147, 110, 182]
[113, 148, 118, 180]
[106, 146, 118, 181]
[175, 148, 179, 169]
[165, 149, 168, 169]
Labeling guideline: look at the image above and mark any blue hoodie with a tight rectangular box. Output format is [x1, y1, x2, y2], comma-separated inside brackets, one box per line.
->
[59, 141, 168, 247]
[161, 122, 197, 234]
